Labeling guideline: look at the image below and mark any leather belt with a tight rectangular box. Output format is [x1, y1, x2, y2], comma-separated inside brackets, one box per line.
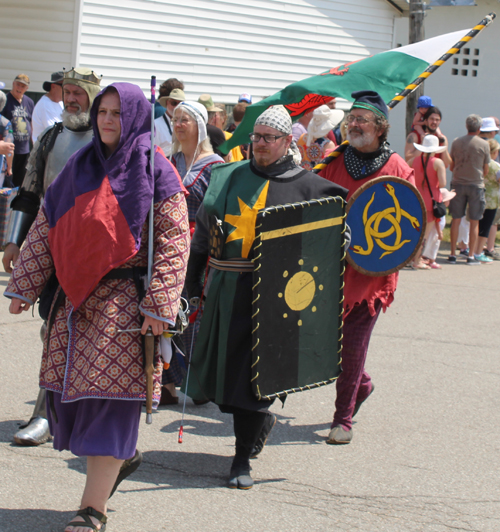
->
[208, 257, 254, 272]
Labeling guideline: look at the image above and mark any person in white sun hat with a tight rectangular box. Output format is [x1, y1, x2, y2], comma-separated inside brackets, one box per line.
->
[479, 116, 499, 141]
[408, 134, 447, 269]
[296, 105, 344, 171]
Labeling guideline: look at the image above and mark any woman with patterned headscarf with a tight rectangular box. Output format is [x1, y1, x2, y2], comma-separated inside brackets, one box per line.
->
[158, 101, 225, 405]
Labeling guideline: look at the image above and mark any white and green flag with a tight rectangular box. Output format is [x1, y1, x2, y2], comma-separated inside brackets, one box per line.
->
[221, 29, 472, 153]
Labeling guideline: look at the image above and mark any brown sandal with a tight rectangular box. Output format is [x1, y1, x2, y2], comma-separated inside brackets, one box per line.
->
[109, 449, 143, 498]
[66, 507, 107, 531]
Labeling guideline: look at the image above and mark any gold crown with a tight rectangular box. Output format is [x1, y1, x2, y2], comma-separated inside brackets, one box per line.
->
[63, 67, 102, 86]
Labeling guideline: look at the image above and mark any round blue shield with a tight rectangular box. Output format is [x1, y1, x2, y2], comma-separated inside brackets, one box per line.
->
[346, 176, 426, 276]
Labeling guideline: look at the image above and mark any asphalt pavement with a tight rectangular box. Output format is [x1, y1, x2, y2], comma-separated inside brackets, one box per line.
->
[0, 247, 499, 532]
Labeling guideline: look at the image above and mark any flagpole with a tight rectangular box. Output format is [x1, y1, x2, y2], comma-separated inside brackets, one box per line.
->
[313, 140, 349, 174]
[313, 12, 496, 174]
[388, 12, 496, 109]
[144, 75, 156, 425]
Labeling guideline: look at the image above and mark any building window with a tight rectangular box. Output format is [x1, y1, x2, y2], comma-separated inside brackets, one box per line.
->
[451, 48, 479, 76]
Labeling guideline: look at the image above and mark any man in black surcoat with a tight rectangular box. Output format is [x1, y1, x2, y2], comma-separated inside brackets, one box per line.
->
[186, 105, 347, 489]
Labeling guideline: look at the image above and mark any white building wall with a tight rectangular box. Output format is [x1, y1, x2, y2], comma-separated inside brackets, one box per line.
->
[78, 0, 400, 104]
[389, 0, 499, 158]
[0, 0, 78, 92]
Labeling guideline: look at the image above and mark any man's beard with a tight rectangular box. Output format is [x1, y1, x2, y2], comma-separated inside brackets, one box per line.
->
[62, 107, 91, 130]
[253, 147, 271, 166]
[346, 127, 377, 150]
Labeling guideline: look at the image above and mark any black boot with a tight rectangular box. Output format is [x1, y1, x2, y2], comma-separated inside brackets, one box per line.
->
[250, 412, 277, 459]
[228, 456, 253, 489]
[230, 409, 267, 490]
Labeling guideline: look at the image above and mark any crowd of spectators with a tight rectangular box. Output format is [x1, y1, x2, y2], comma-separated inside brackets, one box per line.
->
[1, 71, 499, 271]
[404, 103, 500, 266]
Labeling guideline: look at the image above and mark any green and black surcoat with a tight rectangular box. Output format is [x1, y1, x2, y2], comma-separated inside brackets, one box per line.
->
[185, 156, 347, 411]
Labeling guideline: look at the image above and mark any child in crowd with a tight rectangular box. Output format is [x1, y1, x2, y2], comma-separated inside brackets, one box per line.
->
[412, 96, 442, 139]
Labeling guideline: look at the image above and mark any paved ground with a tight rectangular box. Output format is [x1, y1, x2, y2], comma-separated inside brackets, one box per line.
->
[0, 248, 499, 532]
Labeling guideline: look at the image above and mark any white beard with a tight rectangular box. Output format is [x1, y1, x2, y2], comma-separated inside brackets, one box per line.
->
[62, 108, 91, 130]
[346, 128, 377, 150]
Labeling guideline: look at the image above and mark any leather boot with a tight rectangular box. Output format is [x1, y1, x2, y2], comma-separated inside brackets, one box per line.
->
[228, 456, 253, 489]
[229, 409, 267, 489]
[250, 413, 277, 458]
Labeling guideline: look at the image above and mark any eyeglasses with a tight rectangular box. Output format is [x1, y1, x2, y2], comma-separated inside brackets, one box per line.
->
[167, 99, 180, 106]
[346, 115, 375, 125]
[249, 133, 287, 143]
[172, 116, 193, 126]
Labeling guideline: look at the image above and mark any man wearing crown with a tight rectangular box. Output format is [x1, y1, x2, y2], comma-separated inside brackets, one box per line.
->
[3, 68, 102, 446]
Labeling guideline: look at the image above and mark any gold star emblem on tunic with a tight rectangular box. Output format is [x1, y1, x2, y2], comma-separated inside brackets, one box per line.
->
[224, 182, 269, 258]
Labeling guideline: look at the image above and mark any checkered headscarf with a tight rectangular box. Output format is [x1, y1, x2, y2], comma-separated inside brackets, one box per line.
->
[255, 105, 292, 135]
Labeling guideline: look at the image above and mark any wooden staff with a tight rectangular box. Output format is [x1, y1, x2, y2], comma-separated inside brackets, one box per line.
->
[313, 13, 496, 174]
[144, 75, 157, 424]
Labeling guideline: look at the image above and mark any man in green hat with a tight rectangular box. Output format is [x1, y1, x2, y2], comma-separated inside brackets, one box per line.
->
[319, 90, 415, 445]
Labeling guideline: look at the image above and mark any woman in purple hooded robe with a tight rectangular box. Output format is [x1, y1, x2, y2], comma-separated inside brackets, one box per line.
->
[6, 83, 189, 531]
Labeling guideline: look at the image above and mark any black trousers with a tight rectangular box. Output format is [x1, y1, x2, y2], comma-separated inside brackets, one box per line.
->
[12, 153, 29, 188]
[479, 208, 497, 238]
